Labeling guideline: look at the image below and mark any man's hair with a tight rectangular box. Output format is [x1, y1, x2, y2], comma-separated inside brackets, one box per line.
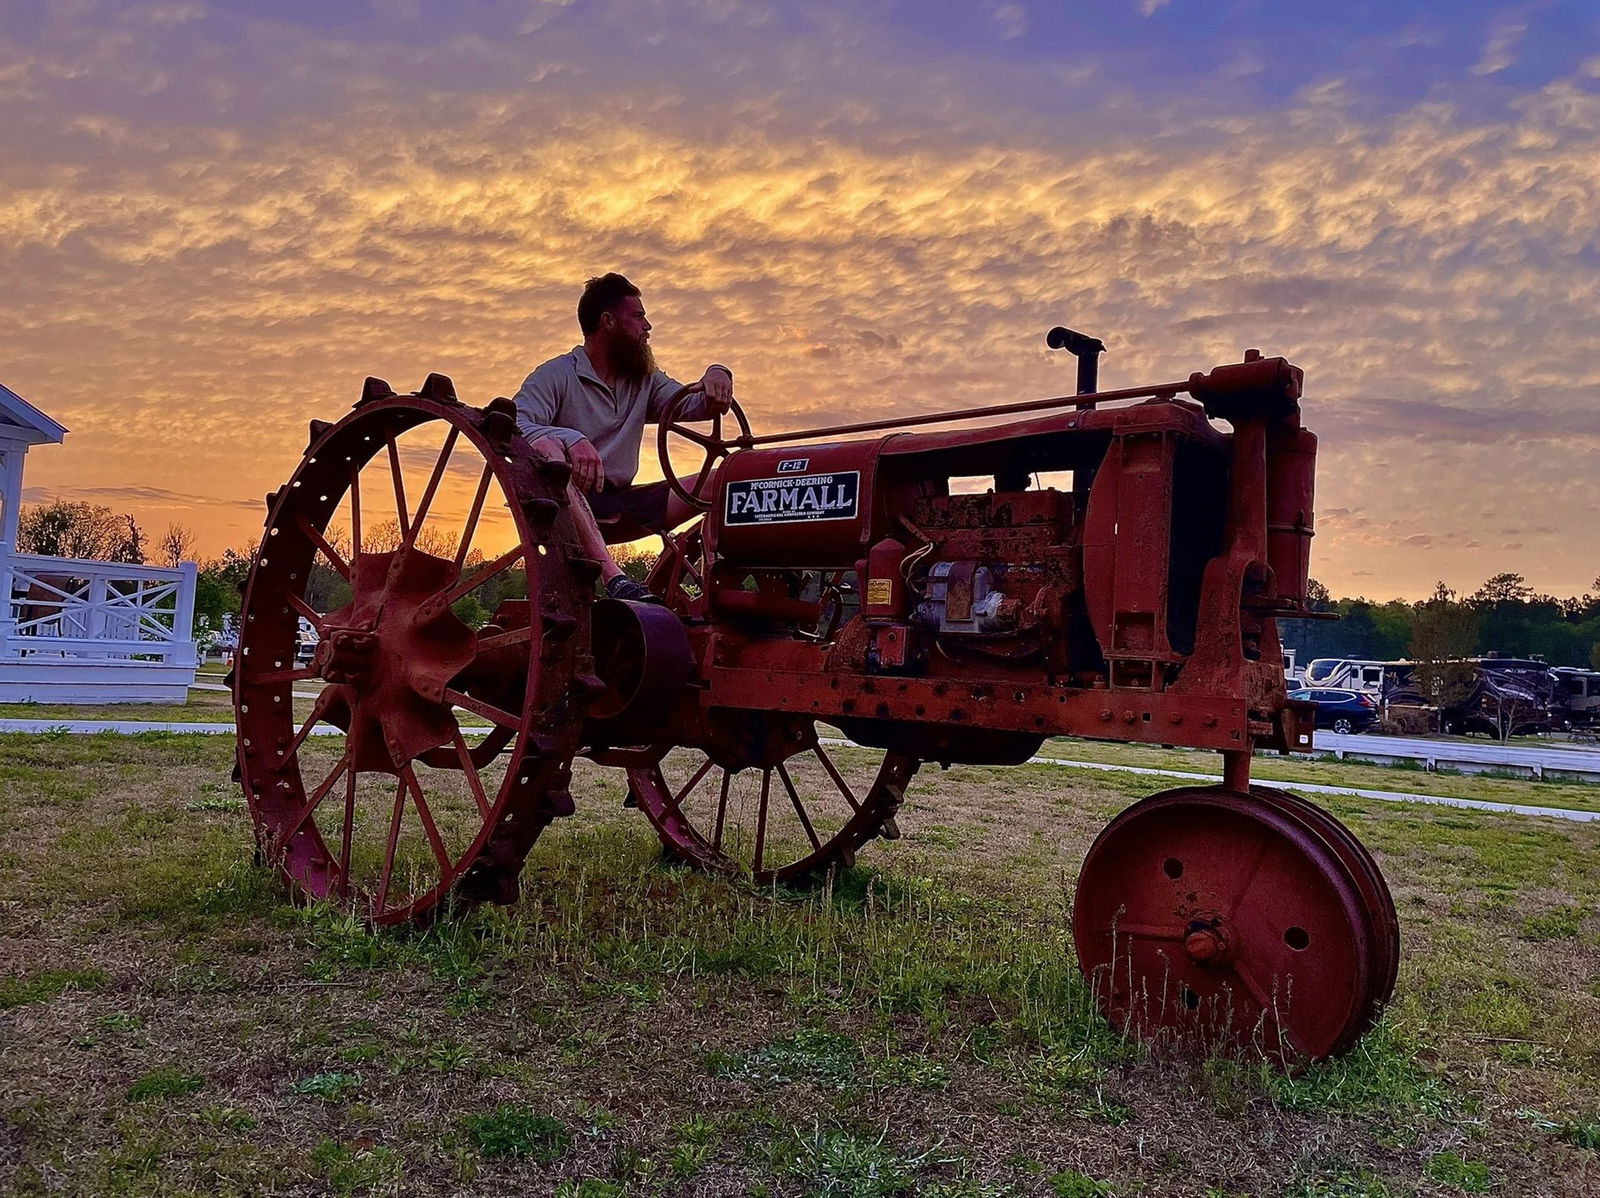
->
[577, 273, 641, 335]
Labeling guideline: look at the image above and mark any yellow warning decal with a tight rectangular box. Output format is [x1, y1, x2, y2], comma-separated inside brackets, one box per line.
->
[866, 578, 894, 607]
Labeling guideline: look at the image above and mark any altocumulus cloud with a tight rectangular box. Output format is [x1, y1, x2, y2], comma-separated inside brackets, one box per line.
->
[0, 0, 1596, 596]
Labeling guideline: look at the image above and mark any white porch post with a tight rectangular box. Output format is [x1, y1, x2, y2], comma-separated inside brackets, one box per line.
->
[0, 444, 22, 545]
[174, 560, 199, 668]
[0, 541, 14, 656]
[0, 444, 20, 654]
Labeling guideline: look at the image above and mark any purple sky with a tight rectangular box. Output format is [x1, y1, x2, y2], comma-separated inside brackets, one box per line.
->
[2, 0, 1597, 597]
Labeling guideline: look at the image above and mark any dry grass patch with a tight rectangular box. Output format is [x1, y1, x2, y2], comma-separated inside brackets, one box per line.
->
[1, 732, 1598, 1195]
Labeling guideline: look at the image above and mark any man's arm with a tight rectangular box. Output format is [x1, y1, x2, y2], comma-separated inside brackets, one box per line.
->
[645, 364, 734, 423]
[513, 361, 605, 492]
[513, 362, 588, 451]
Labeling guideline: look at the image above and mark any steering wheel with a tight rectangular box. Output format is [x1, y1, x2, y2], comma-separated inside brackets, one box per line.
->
[656, 382, 752, 511]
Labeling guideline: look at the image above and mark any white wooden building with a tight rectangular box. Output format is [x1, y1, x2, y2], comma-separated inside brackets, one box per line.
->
[0, 382, 199, 703]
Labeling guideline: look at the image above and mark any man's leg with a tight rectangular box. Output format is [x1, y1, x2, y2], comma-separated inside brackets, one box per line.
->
[567, 482, 676, 602]
[562, 482, 627, 585]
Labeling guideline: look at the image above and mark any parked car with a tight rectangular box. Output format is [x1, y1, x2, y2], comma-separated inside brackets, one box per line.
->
[1289, 687, 1379, 735]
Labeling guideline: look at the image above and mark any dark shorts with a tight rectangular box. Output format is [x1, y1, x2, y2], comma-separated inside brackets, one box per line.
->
[586, 480, 671, 531]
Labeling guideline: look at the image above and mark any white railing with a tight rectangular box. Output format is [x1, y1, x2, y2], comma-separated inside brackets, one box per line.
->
[0, 547, 198, 667]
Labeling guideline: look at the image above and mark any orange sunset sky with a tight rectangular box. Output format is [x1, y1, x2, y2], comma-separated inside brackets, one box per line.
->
[2, 1, 1598, 599]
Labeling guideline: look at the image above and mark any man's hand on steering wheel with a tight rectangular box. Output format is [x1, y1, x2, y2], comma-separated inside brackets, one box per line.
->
[699, 365, 734, 414]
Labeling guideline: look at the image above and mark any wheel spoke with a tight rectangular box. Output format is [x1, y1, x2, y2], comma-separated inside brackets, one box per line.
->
[284, 691, 333, 760]
[669, 423, 718, 450]
[386, 433, 410, 538]
[811, 744, 862, 813]
[280, 749, 351, 847]
[662, 756, 717, 823]
[286, 593, 324, 629]
[406, 427, 459, 546]
[1110, 921, 1186, 943]
[296, 517, 351, 581]
[337, 769, 357, 896]
[373, 777, 407, 912]
[1231, 959, 1277, 1015]
[776, 762, 822, 852]
[753, 769, 772, 874]
[690, 449, 722, 498]
[455, 463, 495, 570]
[452, 726, 492, 819]
[401, 765, 453, 875]
[1223, 835, 1274, 922]
[255, 665, 319, 686]
[444, 688, 522, 729]
[440, 545, 524, 606]
[475, 625, 533, 653]
[711, 770, 731, 852]
[349, 461, 363, 558]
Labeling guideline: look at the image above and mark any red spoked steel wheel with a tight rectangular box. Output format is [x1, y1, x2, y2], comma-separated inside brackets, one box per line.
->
[1072, 786, 1392, 1066]
[233, 379, 591, 926]
[625, 728, 917, 885]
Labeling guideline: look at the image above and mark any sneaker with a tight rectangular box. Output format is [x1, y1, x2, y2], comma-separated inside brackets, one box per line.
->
[604, 575, 661, 604]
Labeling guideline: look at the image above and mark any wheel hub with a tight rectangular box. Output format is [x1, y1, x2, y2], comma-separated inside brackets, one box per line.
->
[318, 548, 478, 773]
[1183, 918, 1230, 965]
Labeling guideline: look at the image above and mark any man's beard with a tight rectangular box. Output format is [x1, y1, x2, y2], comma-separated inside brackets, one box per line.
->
[612, 333, 656, 385]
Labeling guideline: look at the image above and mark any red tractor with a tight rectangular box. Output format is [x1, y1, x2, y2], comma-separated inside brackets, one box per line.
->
[234, 333, 1396, 1067]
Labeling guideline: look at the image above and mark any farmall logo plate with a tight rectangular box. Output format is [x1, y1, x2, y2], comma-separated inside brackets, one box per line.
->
[725, 471, 861, 525]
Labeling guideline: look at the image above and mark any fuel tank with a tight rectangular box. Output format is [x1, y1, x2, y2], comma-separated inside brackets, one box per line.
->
[710, 440, 884, 567]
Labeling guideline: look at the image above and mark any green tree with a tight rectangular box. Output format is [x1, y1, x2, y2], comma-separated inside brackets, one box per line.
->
[1471, 572, 1534, 605]
[17, 500, 144, 563]
[194, 546, 257, 632]
[1409, 582, 1479, 731]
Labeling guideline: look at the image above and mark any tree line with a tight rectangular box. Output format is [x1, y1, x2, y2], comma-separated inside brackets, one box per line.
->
[15, 499, 196, 570]
[1282, 573, 1600, 671]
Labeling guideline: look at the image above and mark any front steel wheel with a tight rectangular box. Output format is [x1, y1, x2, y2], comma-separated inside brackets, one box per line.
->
[1072, 786, 1391, 1067]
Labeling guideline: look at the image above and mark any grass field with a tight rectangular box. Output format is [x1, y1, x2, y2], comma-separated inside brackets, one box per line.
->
[2, 732, 1599, 1196]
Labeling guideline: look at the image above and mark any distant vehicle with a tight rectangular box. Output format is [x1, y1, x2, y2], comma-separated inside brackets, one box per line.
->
[1282, 648, 1306, 688]
[1552, 667, 1600, 730]
[1289, 687, 1379, 735]
[1303, 658, 1388, 696]
[295, 616, 319, 666]
[1384, 657, 1557, 737]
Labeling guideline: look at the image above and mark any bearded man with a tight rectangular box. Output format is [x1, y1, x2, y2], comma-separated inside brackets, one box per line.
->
[513, 273, 735, 601]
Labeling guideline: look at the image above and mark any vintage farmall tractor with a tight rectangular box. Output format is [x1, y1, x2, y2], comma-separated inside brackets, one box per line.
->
[233, 332, 1397, 1067]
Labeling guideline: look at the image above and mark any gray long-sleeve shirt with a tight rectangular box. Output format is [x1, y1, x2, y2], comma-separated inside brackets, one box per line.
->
[511, 346, 713, 488]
